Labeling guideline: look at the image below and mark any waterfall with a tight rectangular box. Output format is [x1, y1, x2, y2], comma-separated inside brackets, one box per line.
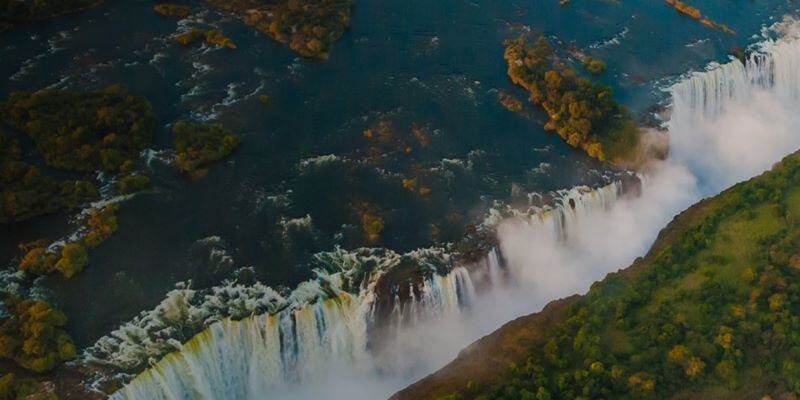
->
[511, 182, 621, 241]
[486, 247, 503, 286]
[101, 183, 623, 399]
[668, 18, 800, 190]
[112, 296, 369, 400]
[108, 270, 475, 400]
[394, 266, 476, 325]
[671, 38, 800, 119]
[103, 249, 478, 399]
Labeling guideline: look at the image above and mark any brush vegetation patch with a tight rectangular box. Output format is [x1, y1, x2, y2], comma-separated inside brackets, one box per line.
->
[0, 86, 155, 173]
[504, 36, 640, 165]
[206, 0, 352, 58]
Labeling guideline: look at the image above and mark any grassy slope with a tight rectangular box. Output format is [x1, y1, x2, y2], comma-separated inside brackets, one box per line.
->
[392, 151, 800, 400]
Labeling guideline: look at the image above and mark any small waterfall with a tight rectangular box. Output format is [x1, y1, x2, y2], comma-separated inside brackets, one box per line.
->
[510, 181, 621, 241]
[486, 248, 503, 286]
[671, 35, 800, 120]
[103, 182, 623, 399]
[400, 266, 476, 323]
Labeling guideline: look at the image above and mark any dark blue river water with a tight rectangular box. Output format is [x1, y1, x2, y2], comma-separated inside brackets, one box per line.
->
[0, 0, 796, 348]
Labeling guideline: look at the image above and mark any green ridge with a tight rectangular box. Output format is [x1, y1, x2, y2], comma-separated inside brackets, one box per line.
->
[393, 150, 800, 400]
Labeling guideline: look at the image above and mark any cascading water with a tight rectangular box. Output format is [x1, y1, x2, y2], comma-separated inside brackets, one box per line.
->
[668, 18, 800, 191]
[671, 36, 800, 119]
[481, 181, 623, 240]
[525, 183, 620, 241]
[112, 295, 369, 400]
[380, 23, 800, 398]
[100, 181, 623, 399]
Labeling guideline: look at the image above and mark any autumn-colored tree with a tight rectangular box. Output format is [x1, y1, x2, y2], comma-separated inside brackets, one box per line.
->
[172, 122, 240, 174]
[0, 296, 75, 373]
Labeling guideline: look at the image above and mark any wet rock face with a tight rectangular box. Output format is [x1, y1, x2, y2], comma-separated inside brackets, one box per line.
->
[619, 172, 642, 199]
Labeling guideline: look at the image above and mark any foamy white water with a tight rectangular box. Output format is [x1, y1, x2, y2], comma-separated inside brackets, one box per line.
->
[97, 181, 622, 399]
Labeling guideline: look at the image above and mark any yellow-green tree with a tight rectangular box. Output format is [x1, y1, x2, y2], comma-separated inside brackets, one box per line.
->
[0, 296, 75, 373]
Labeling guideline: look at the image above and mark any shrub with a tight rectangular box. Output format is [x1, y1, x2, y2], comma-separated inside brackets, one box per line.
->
[0, 296, 75, 373]
[118, 174, 150, 194]
[583, 58, 606, 75]
[172, 122, 240, 173]
[54, 242, 89, 278]
[153, 3, 191, 18]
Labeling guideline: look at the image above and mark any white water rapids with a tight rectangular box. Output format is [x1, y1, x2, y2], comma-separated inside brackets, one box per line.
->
[103, 17, 800, 400]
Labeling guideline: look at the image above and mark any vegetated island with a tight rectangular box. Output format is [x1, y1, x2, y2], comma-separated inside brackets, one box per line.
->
[0, 132, 98, 224]
[503, 36, 641, 165]
[0, 85, 156, 173]
[172, 121, 241, 176]
[0, 85, 157, 224]
[175, 28, 237, 49]
[0, 0, 103, 33]
[205, 0, 353, 58]
[0, 87, 157, 398]
[0, 88, 242, 398]
[153, 3, 191, 19]
[393, 150, 800, 400]
[665, 0, 735, 35]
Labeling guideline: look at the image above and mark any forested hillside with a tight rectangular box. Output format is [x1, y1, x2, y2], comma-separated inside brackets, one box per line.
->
[393, 151, 800, 400]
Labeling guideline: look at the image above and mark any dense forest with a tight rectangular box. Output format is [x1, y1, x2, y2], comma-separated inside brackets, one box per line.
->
[0, 132, 98, 223]
[394, 150, 800, 400]
[0, 86, 155, 173]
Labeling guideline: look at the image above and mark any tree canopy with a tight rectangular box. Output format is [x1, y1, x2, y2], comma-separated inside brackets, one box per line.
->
[429, 151, 800, 400]
[504, 36, 639, 164]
